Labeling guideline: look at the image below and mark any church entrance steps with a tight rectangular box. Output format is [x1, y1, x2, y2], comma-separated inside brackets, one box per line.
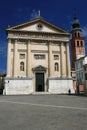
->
[32, 92, 52, 95]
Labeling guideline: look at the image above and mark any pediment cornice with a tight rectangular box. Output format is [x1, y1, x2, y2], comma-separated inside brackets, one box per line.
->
[6, 17, 70, 36]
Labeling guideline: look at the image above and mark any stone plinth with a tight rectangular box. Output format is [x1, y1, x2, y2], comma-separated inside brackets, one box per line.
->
[4, 77, 33, 95]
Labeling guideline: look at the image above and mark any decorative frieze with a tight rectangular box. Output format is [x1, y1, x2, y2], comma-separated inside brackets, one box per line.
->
[11, 49, 27, 52]
[8, 32, 69, 42]
[18, 49, 27, 52]
[31, 50, 48, 53]
[52, 51, 60, 54]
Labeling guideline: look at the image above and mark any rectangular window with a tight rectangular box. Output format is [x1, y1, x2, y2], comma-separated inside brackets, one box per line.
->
[19, 54, 25, 59]
[80, 61, 83, 68]
[54, 55, 59, 60]
[81, 72, 83, 79]
[34, 54, 45, 60]
[85, 73, 87, 80]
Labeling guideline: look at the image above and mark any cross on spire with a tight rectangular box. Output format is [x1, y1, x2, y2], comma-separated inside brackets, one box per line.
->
[74, 8, 77, 20]
[38, 10, 40, 17]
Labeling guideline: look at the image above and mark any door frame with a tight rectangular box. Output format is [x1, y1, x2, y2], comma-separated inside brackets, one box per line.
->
[35, 72, 45, 92]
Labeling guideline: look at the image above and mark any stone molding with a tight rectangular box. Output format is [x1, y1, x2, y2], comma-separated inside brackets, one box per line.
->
[52, 51, 60, 54]
[48, 77, 72, 80]
[5, 77, 32, 80]
[31, 50, 48, 53]
[18, 49, 27, 52]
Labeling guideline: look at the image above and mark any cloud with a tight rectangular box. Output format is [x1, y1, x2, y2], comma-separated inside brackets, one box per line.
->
[0, 46, 6, 56]
[82, 26, 87, 38]
[0, 40, 7, 57]
[82, 26, 87, 54]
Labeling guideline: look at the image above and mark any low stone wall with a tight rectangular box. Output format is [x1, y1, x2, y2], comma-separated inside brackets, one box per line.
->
[48, 77, 75, 94]
[4, 77, 75, 95]
[4, 77, 33, 95]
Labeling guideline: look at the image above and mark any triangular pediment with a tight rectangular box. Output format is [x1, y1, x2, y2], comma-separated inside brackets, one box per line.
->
[6, 17, 69, 34]
[32, 65, 47, 72]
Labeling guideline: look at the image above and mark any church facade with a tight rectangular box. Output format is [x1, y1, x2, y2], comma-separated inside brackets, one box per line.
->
[4, 17, 75, 95]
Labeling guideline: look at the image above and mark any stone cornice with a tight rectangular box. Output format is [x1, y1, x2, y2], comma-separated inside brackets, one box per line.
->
[6, 17, 70, 35]
[7, 29, 70, 36]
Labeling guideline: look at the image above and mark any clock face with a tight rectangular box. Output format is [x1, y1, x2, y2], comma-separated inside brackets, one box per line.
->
[37, 23, 43, 30]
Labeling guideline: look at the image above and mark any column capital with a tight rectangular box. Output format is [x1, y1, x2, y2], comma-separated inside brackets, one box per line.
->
[60, 42, 65, 46]
[8, 38, 11, 43]
[14, 39, 18, 43]
[27, 39, 31, 43]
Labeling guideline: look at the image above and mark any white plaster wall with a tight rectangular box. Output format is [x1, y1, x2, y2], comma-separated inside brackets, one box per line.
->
[4, 78, 33, 95]
[48, 79, 75, 94]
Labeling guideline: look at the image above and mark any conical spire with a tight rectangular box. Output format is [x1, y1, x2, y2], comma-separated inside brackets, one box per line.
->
[72, 10, 80, 29]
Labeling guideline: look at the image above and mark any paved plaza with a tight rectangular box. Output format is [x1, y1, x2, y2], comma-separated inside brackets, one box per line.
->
[0, 94, 87, 130]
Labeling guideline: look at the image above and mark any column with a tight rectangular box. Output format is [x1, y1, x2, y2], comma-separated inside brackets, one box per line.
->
[7, 39, 12, 77]
[48, 42, 52, 77]
[13, 40, 18, 77]
[27, 40, 31, 77]
[66, 42, 71, 77]
[60, 42, 64, 77]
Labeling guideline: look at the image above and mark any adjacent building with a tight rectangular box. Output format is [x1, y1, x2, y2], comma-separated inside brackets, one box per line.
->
[70, 15, 85, 92]
[83, 56, 87, 94]
[75, 57, 85, 93]
[75, 56, 87, 94]
[4, 17, 74, 95]
[0, 73, 6, 94]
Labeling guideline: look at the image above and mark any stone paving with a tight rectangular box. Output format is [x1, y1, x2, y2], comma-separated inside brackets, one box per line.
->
[0, 94, 87, 130]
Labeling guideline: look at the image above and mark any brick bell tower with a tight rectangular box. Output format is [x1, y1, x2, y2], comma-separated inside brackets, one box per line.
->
[70, 15, 85, 70]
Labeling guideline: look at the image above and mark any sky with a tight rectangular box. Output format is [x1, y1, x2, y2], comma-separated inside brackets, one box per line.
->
[0, 0, 87, 73]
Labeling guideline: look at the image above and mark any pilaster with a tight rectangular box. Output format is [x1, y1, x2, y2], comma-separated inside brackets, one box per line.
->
[60, 42, 64, 77]
[13, 40, 18, 76]
[66, 43, 71, 77]
[27, 40, 31, 77]
[48, 42, 52, 77]
[7, 39, 11, 77]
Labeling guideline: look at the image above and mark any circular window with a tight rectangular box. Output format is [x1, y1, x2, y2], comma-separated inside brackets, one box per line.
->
[37, 23, 43, 30]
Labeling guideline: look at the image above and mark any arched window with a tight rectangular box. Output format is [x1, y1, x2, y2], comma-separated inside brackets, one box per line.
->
[55, 63, 59, 71]
[78, 32, 80, 37]
[77, 41, 79, 47]
[74, 32, 77, 37]
[20, 62, 24, 71]
[81, 41, 83, 46]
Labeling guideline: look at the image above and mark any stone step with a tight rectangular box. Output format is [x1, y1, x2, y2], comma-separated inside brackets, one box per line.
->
[32, 92, 51, 95]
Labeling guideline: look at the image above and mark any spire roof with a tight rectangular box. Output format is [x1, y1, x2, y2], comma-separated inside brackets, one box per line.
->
[72, 14, 80, 29]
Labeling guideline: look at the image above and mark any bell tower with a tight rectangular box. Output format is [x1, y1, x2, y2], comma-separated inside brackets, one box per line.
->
[70, 15, 85, 69]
